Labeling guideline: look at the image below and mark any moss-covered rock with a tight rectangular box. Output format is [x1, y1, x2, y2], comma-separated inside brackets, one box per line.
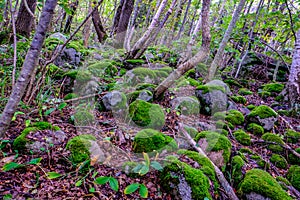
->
[161, 159, 212, 200]
[224, 79, 242, 87]
[288, 148, 300, 165]
[285, 129, 300, 144]
[225, 110, 244, 125]
[135, 83, 156, 91]
[102, 91, 128, 111]
[258, 91, 272, 98]
[247, 104, 256, 110]
[231, 155, 245, 185]
[237, 169, 292, 200]
[251, 154, 270, 169]
[234, 129, 251, 146]
[124, 67, 156, 86]
[66, 134, 96, 164]
[262, 83, 284, 94]
[247, 123, 264, 135]
[64, 70, 92, 83]
[73, 110, 94, 126]
[13, 122, 60, 150]
[261, 133, 284, 153]
[129, 100, 165, 129]
[287, 165, 300, 191]
[247, 105, 278, 131]
[238, 88, 253, 95]
[213, 112, 226, 121]
[276, 176, 291, 190]
[195, 131, 232, 167]
[88, 61, 118, 77]
[239, 147, 253, 154]
[231, 95, 247, 105]
[127, 90, 153, 104]
[172, 96, 200, 116]
[270, 154, 288, 169]
[132, 129, 177, 153]
[196, 85, 225, 94]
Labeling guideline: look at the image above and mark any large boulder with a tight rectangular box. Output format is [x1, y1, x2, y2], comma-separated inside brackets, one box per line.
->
[171, 96, 200, 116]
[102, 91, 127, 111]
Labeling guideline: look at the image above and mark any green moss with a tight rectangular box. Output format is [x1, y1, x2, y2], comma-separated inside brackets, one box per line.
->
[237, 169, 292, 200]
[288, 148, 300, 165]
[64, 93, 79, 100]
[231, 155, 245, 185]
[270, 154, 287, 169]
[247, 123, 264, 135]
[185, 69, 196, 78]
[262, 83, 284, 93]
[225, 110, 244, 125]
[186, 77, 201, 87]
[262, 133, 284, 153]
[215, 129, 229, 136]
[133, 129, 177, 153]
[88, 61, 118, 77]
[247, 104, 256, 110]
[64, 70, 92, 83]
[175, 97, 200, 116]
[135, 83, 156, 91]
[287, 165, 300, 191]
[276, 176, 291, 190]
[161, 160, 212, 200]
[239, 148, 253, 154]
[251, 154, 269, 169]
[224, 79, 242, 87]
[213, 112, 226, 121]
[178, 149, 219, 189]
[238, 88, 253, 95]
[183, 126, 198, 139]
[156, 67, 173, 74]
[231, 95, 247, 105]
[248, 105, 277, 119]
[196, 85, 225, 94]
[125, 67, 156, 86]
[285, 129, 300, 144]
[234, 129, 251, 146]
[195, 131, 232, 165]
[73, 110, 94, 126]
[258, 91, 271, 98]
[129, 100, 165, 129]
[125, 59, 144, 64]
[66, 134, 96, 164]
[127, 90, 153, 104]
[13, 122, 60, 150]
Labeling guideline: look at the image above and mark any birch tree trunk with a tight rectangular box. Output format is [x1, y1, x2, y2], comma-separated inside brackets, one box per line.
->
[0, 0, 58, 137]
[154, 0, 211, 98]
[207, 0, 246, 81]
[288, 29, 300, 110]
[126, 0, 168, 59]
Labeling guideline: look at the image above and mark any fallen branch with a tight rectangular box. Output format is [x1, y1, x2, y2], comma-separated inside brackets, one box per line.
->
[179, 123, 239, 200]
[251, 139, 300, 159]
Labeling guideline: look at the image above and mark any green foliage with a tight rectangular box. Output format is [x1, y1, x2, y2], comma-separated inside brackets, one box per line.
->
[195, 131, 232, 165]
[47, 172, 62, 179]
[285, 129, 300, 144]
[287, 165, 300, 191]
[233, 129, 251, 146]
[231, 155, 245, 185]
[270, 154, 287, 169]
[88, 61, 118, 77]
[124, 183, 148, 198]
[248, 105, 277, 119]
[129, 100, 165, 129]
[237, 169, 292, 200]
[261, 133, 284, 153]
[64, 93, 79, 100]
[262, 83, 284, 93]
[66, 134, 96, 164]
[225, 110, 244, 125]
[288, 148, 300, 165]
[230, 95, 247, 105]
[238, 88, 253, 95]
[95, 176, 119, 191]
[247, 123, 264, 135]
[133, 129, 177, 153]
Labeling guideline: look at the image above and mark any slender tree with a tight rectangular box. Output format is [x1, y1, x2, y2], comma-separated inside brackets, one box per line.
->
[0, 0, 58, 137]
[92, 1, 107, 43]
[63, 0, 79, 33]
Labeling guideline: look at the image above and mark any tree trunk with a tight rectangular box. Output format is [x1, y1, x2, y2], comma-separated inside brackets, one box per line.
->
[288, 29, 300, 110]
[207, 0, 246, 81]
[63, 0, 79, 33]
[15, 0, 37, 38]
[126, 0, 168, 59]
[0, 0, 58, 137]
[92, 2, 107, 44]
[111, 0, 125, 35]
[154, 0, 211, 98]
[83, 1, 93, 47]
[175, 0, 192, 39]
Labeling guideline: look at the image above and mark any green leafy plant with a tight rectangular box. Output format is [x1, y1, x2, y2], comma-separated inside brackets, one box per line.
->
[124, 183, 148, 198]
[2, 157, 42, 172]
[132, 153, 163, 176]
[94, 176, 119, 191]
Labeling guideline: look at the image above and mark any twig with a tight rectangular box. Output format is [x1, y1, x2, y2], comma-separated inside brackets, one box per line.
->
[23, 0, 35, 18]
[179, 123, 239, 200]
[284, 0, 296, 41]
[278, 115, 295, 132]
[259, 40, 288, 68]
[9, 0, 17, 87]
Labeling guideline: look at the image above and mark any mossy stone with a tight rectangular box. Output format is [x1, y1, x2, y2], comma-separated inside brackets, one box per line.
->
[224, 79, 242, 87]
[234, 129, 251, 146]
[125, 59, 144, 64]
[251, 154, 270, 169]
[88, 61, 118, 77]
[73, 110, 94, 126]
[124, 67, 156, 86]
[213, 112, 226, 121]
[248, 104, 277, 119]
[262, 83, 284, 93]
[66, 134, 96, 164]
[135, 83, 156, 91]
[161, 160, 212, 200]
[270, 154, 288, 169]
[238, 88, 253, 95]
[183, 126, 198, 139]
[231, 95, 247, 104]
[239, 148, 253, 154]
[173, 96, 200, 116]
[247, 123, 264, 135]
[247, 104, 256, 110]
[237, 169, 292, 200]
[126, 90, 153, 104]
[156, 66, 173, 74]
[195, 131, 232, 166]
[225, 110, 244, 125]
[287, 165, 300, 191]
[261, 133, 284, 153]
[258, 91, 271, 98]
[196, 85, 225, 94]
[64, 70, 92, 83]
[132, 129, 177, 153]
[13, 122, 60, 150]
[231, 155, 245, 185]
[129, 100, 165, 129]
[288, 148, 300, 165]
[276, 176, 291, 190]
[285, 129, 300, 144]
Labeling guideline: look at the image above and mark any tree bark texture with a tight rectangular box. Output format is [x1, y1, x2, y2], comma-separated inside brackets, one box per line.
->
[0, 0, 58, 137]
[207, 0, 246, 81]
[63, 0, 79, 33]
[92, 3, 107, 44]
[15, 0, 37, 38]
[155, 0, 211, 98]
